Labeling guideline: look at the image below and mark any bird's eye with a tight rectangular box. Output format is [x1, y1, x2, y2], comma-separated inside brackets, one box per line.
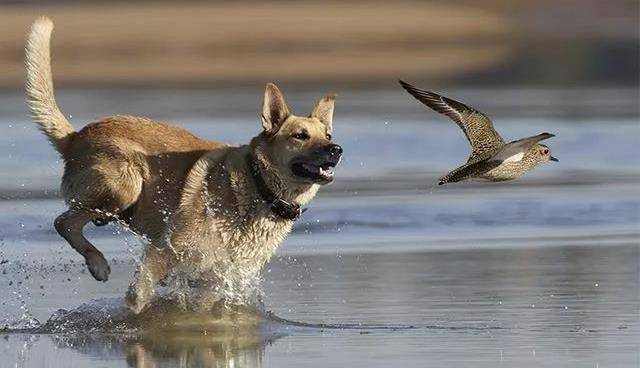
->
[292, 132, 310, 140]
[543, 149, 549, 154]
[326, 133, 332, 140]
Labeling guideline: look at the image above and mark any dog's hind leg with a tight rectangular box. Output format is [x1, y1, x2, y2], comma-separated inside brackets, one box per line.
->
[55, 209, 112, 281]
[57, 160, 144, 282]
[126, 245, 175, 313]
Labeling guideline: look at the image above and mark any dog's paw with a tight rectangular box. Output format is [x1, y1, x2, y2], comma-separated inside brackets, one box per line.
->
[85, 251, 111, 282]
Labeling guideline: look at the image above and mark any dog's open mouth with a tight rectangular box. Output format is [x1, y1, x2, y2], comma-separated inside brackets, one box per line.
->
[291, 162, 336, 183]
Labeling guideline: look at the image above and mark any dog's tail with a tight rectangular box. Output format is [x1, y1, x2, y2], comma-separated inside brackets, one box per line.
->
[25, 16, 75, 155]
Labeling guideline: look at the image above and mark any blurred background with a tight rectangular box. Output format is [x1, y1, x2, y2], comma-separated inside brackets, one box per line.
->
[0, 1, 639, 367]
[0, 0, 638, 89]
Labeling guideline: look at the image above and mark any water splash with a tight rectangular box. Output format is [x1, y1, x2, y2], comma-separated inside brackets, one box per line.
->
[2, 304, 40, 331]
[18, 295, 266, 335]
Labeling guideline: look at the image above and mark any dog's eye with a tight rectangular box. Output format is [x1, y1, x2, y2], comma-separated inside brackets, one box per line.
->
[292, 132, 310, 141]
[326, 134, 332, 140]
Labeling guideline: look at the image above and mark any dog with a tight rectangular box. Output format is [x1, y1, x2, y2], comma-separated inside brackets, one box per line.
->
[25, 17, 342, 313]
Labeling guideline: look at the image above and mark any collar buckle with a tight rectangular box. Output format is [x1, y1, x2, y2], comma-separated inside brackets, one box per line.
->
[269, 198, 303, 221]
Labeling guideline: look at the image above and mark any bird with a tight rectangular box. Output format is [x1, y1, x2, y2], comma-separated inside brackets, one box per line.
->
[399, 80, 558, 185]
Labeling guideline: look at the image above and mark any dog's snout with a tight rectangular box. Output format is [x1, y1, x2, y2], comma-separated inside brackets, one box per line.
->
[326, 144, 343, 157]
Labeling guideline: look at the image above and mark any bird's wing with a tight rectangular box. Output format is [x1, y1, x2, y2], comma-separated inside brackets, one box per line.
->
[438, 154, 500, 185]
[399, 80, 505, 158]
[490, 133, 555, 163]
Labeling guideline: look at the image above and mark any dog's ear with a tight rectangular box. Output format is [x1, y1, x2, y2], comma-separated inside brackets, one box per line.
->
[261, 83, 290, 134]
[310, 95, 336, 133]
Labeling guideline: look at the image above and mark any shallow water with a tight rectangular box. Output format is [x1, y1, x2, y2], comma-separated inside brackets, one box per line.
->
[0, 89, 639, 367]
[1, 245, 639, 367]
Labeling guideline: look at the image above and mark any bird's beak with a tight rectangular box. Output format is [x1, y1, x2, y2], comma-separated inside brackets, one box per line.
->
[549, 156, 559, 162]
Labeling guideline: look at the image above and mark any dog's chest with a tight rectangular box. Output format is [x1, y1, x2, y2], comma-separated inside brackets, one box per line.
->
[204, 207, 292, 269]
[177, 150, 297, 273]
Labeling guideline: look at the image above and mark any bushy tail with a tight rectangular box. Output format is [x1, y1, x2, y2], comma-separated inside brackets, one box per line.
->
[25, 16, 74, 154]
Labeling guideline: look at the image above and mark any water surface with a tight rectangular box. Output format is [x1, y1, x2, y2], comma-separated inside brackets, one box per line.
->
[0, 89, 638, 367]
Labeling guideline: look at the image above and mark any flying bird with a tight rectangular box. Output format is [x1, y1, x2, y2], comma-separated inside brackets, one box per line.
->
[399, 80, 557, 185]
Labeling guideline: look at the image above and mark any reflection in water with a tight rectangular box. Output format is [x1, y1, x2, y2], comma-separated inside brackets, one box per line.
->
[29, 298, 278, 368]
[11, 257, 278, 368]
[54, 330, 270, 368]
[6, 296, 415, 367]
[4, 330, 271, 368]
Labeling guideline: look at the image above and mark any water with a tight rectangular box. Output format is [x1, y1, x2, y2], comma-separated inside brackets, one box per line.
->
[1, 246, 638, 367]
[0, 89, 638, 367]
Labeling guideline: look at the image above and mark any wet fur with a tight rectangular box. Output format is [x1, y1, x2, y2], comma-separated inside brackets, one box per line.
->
[25, 17, 338, 313]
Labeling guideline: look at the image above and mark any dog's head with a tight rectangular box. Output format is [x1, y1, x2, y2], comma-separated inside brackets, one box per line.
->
[252, 83, 342, 186]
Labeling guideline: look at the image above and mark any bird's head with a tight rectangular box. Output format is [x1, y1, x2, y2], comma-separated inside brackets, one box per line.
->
[535, 144, 558, 163]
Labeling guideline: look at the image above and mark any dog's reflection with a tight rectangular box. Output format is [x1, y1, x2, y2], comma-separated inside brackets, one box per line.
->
[124, 332, 272, 368]
[52, 325, 279, 368]
[48, 303, 282, 368]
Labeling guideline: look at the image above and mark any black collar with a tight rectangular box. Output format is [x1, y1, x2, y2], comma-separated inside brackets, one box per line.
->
[246, 153, 305, 221]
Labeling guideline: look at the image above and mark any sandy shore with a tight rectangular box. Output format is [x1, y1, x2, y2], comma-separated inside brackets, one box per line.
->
[0, 2, 512, 87]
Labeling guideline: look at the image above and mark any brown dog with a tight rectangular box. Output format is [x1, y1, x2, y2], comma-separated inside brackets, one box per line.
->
[25, 17, 342, 313]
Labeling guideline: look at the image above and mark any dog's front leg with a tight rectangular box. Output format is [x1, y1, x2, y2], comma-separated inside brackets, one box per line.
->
[126, 245, 174, 314]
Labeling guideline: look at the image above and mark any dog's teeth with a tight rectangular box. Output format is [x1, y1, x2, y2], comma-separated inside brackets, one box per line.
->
[319, 167, 334, 178]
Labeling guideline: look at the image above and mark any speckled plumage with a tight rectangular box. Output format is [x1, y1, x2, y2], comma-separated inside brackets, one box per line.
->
[399, 80, 557, 184]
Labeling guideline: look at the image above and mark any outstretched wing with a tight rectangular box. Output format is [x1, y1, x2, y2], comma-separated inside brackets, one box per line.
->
[399, 80, 505, 158]
[491, 133, 555, 163]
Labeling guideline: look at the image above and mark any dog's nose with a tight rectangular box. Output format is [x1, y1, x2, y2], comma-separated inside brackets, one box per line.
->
[326, 144, 343, 157]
